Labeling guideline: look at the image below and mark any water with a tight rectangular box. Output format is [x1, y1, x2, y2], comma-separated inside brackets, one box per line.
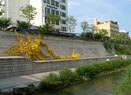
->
[35, 71, 124, 95]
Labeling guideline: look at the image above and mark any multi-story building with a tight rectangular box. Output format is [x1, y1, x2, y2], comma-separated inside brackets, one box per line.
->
[3, 0, 67, 32]
[93, 18, 119, 37]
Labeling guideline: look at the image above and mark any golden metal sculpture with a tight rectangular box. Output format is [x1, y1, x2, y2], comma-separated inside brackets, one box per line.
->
[4, 32, 80, 60]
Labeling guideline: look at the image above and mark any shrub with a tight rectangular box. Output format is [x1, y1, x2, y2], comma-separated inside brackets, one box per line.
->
[0, 17, 11, 30]
[59, 69, 78, 85]
[39, 59, 131, 90]
[39, 73, 62, 89]
[77, 64, 100, 78]
[114, 65, 131, 95]
[17, 20, 31, 31]
[76, 59, 131, 79]
[38, 24, 54, 35]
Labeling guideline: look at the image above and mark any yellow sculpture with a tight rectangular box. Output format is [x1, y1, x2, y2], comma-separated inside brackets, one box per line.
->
[4, 32, 80, 60]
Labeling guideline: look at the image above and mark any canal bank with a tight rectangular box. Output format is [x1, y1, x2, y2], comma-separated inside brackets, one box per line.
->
[0, 57, 131, 95]
[0, 56, 124, 90]
[34, 71, 124, 95]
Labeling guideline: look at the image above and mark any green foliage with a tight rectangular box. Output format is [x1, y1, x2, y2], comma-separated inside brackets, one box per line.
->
[67, 16, 77, 32]
[103, 40, 113, 52]
[0, 0, 4, 16]
[39, 73, 62, 89]
[103, 32, 131, 55]
[17, 20, 31, 29]
[96, 29, 108, 40]
[81, 21, 90, 33]
[80, 32, 93, 41]
[59, 69, 78, 84]
[39, 59, 131, 90]
[80, 30, 109, 41]
[38, 24, 54, 35]
[103, 39, 131, 55]
[20, 5, 37, 23]
[76, 59, 131, 79]
[0, 17, 11, 30]
[114, 65, 131, 95]
[114, 44, 131, 55]
[47, 13, 60, 25]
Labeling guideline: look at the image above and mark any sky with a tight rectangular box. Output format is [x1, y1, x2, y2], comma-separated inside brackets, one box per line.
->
[68, 0, 131, 34]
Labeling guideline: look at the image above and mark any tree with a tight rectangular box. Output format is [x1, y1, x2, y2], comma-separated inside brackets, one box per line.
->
[0, 0, 4, 17]
[17, 20, 31, 31]
[38, 24, 54, 37]
[81, 21, 90, 33]
[118, 32, 130, 44]
[0, 17, 11, 30]
[90, 25, 98, 40]
[20, 5, 37, 24]
[97, 29, 108, 40]
[47, 13, 60, 25]
[67, 16, 77, 32]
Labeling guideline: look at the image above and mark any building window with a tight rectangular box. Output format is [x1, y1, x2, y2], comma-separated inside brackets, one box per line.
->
[51, 0, 55, 6]
[56, 21, 59, 25]
[61, 12, 66, 17]
[43, 0, 46, 3]
[56, 11, 59, 15]
[61, 27, 66, 31]
[51, 9, 55, 15]
[61, 0, 66, 3]
[45, 7, 50, 15]
[45, 17, 48, 24]
[61, 19, 66, 24]
[60, 5, 66, 10]
[47, 0, 50, 4]
[55, 1, 59, 7]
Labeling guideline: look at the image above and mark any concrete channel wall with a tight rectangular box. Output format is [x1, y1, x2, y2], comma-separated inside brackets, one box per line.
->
[0, 56, 122, 79]
[0, 31, 109, 58]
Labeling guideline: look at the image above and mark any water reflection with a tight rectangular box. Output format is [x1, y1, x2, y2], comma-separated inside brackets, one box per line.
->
[35, 71, 124, 95]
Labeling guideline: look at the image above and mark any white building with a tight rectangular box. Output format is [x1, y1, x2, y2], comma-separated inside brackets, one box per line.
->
[3, 0, 67, 32]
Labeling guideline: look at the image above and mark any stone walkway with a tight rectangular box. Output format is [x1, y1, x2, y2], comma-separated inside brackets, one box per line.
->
[0, 68, 75, 92]
[0, 71, 60, 92]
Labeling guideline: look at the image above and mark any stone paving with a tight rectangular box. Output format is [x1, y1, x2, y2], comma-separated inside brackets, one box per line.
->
[0, 70, 60, 92]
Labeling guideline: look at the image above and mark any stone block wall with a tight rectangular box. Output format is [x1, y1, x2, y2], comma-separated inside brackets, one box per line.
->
[0, 31, 108, 58]
[0, 56, 121, 79]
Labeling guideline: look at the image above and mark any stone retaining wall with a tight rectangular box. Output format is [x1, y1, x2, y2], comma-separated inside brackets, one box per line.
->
[0, 56, 121, 79]
[0, 31, 108, 58]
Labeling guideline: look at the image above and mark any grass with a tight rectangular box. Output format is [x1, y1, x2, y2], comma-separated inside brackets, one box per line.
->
[76, 59, 131, 78]
[114, 65, 131, 95]
[39, 59, 131, 90]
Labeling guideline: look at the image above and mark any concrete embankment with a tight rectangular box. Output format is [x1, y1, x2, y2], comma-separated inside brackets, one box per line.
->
[0, 31, 109, 58]
[0, 56, 126, 92]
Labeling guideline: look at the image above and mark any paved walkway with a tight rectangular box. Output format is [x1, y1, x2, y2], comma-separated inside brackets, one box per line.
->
[0, 71, 59, 92]
[0, 68, 75, 92]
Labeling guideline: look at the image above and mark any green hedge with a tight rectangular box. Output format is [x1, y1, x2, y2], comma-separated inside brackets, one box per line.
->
[114, 65, 131, 95]
[76, 59, 131, 78]
[39, 59, 131, 90]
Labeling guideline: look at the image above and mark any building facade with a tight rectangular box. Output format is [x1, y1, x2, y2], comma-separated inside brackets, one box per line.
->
[3, 0, 67, 32]
[93, 18, 119, 37]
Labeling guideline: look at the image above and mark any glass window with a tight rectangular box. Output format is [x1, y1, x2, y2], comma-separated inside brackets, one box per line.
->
[51, 9, 55, 15]
[61, 27, 66, 31]
[60, 5, 66, 10]
[55, 1, 59, 7]
[51, 0, 55, 6]
[61, 12, 66, 17]
[47, 0, 50, 4]
[56, 21, 59, 25]
[45, 7, 50, 15]
[43, 0, 46, 3]
[61, 0, 66, 3]
[61, 19, 66, 24]
[56, 11, 59, 15]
